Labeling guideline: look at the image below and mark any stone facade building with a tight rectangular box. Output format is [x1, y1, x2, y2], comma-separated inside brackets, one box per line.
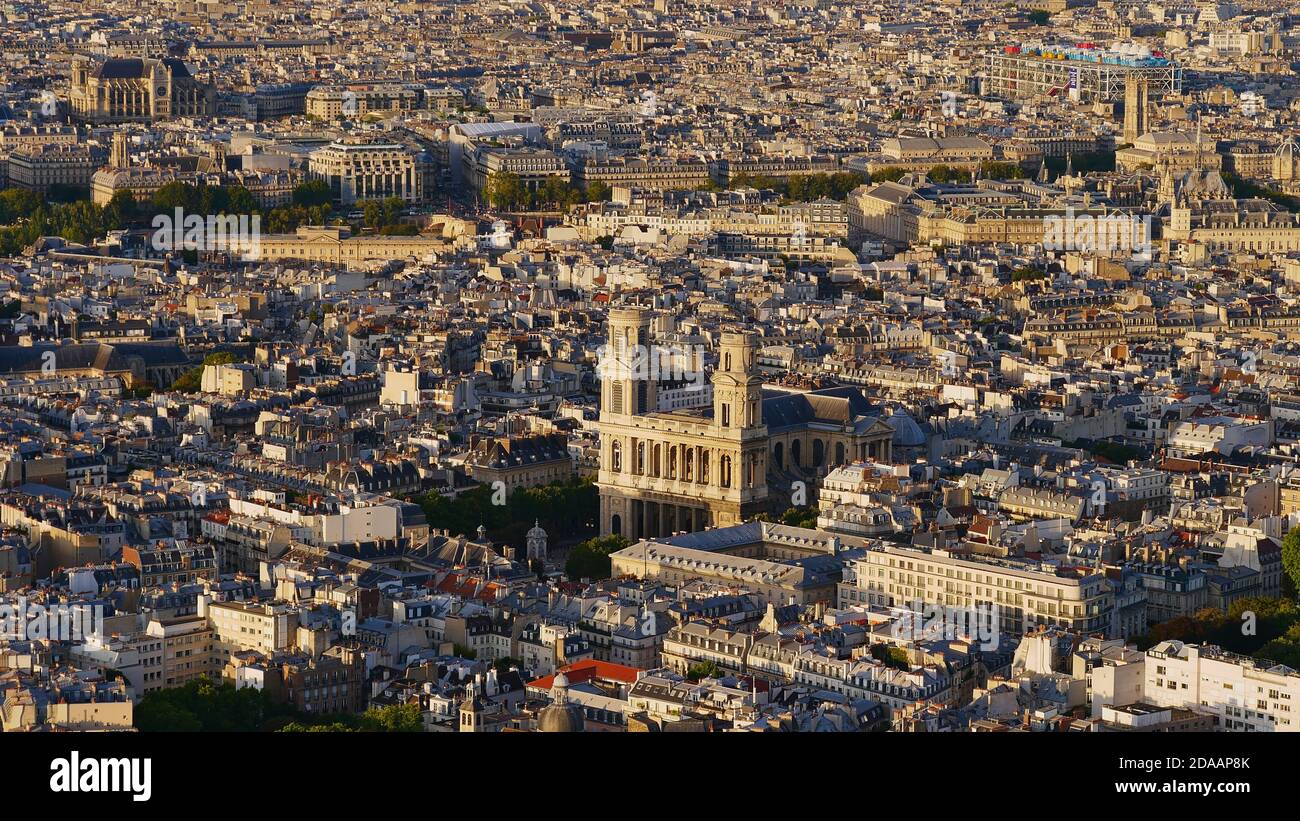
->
[70, 57, 214, 123]
[596, 307, 893, 539]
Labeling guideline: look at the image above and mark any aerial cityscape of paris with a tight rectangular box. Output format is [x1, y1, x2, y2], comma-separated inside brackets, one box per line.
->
[0, 0, 1296, 775]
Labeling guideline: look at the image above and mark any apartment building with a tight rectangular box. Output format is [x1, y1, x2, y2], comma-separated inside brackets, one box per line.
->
[0, 124, 79, 151]
[206, 597, 299, 670]
[6, 145, 99, 194]
[575, 157, 711, 193]
[464, 145, 567, 195]
[70, 630, 168, 700]
[873, 136, 994, 172]
[1165, 417, 1272, 458]
[839, 543, 1123, 636]
[281, 647, 365, 714]
[146, 614, 217, 689]
[1144, 640, 1300, 731]
[305, 85, 418, 121]
[121, 543, 218, 587]
[308, 139, 425, 206]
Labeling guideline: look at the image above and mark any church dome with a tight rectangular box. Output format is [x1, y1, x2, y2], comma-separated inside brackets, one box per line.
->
[538, 672, 584, 732]
[889, 408, 927, 448]
[527, 520, 548, 539]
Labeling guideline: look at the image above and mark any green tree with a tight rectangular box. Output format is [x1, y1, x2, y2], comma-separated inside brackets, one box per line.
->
[493, 656, 522, 673]
[135, 677, 295, 732]
[0, 187, 45, 223]
[685, 660, 720, 681]
[979, 161, 1027, 180]
[102, 189, 137, 228]
[870, 644, 910, 670]
[134, 699, 203, 732]
[292, 178, 333, 207]
[870, 167, 909, 183]
[1282, 527, 1300, 600]
[539, 175, 574, 207]
[360, 199, 384, 229]
[926, 164, 961, 183]
[278, 721, 357, 732]
[358, 703, 423, 732]
[226, 185, 260, 215]
[779, 506, 818, 529]
[484, 171, 526, 210]
[565, 534, 630, 580]
[151, 181, 202, 216]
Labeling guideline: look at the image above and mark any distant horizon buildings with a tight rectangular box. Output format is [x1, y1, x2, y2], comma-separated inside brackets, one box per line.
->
[984, 43, 1182, 103]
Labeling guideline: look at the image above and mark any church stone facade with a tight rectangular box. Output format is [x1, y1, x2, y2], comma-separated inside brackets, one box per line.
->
[70, 57, 214, 124]
[596, 307, 894, 540]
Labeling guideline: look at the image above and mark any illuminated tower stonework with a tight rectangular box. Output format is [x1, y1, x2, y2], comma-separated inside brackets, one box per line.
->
[1123, 75, 1149, 145]
[596, 309, 768, 539]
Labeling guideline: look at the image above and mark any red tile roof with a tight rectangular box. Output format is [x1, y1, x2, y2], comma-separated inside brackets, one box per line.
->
[526, 659, 641, 690]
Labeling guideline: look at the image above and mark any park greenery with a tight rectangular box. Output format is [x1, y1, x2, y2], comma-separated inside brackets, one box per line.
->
[1078, 439, 1142, 465]
[727, 171, 867, 201]
[277, 703, 423, 733]
[0, 179, 345, 257]
[414, 476, 599, 554]
[0, 187, 137, 254]
[869, 644, 911, 670]
[483, 171, 594, 210]
[134, 677, 425, 732]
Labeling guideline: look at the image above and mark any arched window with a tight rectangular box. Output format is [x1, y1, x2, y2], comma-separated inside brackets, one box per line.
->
[773, 442, 784, 471]
[612, 440, 622, 472]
